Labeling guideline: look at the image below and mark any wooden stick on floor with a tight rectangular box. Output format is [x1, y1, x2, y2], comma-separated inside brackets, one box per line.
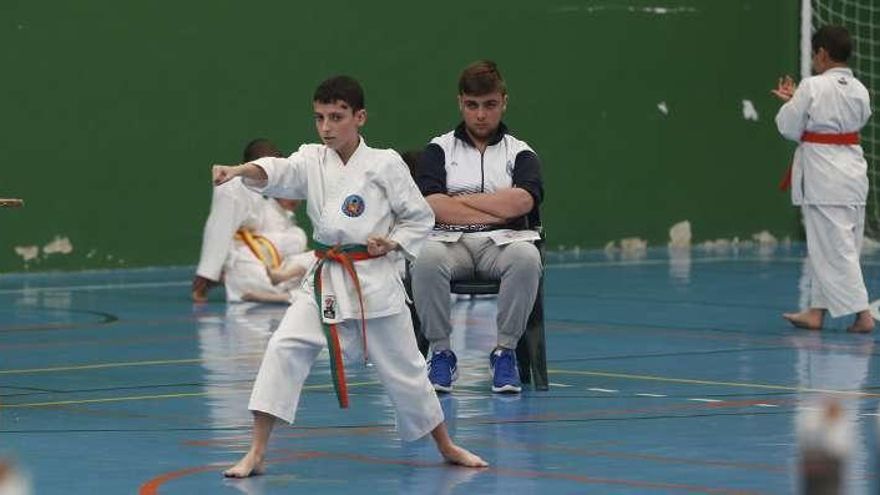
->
[0, 199, 24, 208]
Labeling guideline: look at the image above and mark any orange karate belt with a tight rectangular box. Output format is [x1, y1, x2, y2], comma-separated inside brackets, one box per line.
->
[779, 131, 861, 191]
[234, 229, 282, 269]
[312, 242, 382, 408]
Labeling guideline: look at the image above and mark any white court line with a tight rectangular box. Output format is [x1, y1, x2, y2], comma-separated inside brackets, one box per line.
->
[546, 256, 880, 270]
[688, 398, 723, 403]
[753, 404, 779, 408]
[860, 413, 880, 417]
[549, 382, 572, 388]
[545, 256, 804, 270]
[0, 280, 189, 295]
[587, 388, 618, 393]
[635, 393, 668, 398]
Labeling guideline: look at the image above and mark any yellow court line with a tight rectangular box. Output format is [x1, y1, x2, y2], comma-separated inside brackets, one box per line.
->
[549, 369, 880, 399]
[0, 356, 260, 375]
[1, 381, 380, 408]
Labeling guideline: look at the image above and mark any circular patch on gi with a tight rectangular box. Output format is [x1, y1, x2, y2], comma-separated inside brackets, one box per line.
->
[341, 194, 365, 217]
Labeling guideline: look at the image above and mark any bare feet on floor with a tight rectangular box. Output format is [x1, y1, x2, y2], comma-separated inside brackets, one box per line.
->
[223, 451, 265, 478]
[847, 312, 875, 334]
[440, 444, 489, 468]
[783, 309, 824, 330]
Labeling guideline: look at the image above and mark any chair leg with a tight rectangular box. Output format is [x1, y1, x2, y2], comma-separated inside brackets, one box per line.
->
[404, 265, 430, 357]
[409, 302, 429, 357]
[516, 336, 531, 385]
[526, 280, 548, 391]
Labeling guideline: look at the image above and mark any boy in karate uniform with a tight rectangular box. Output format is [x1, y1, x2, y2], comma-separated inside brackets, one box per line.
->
[213, 76, 487, 477]
[773, 25, 874, 333]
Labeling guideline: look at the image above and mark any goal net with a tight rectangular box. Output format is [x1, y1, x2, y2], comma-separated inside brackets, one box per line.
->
[805, 0, 879, 236]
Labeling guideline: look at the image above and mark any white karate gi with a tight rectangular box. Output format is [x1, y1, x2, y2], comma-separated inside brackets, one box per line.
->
[195, 178, 308, 302]
[776, 67, 872, 317]
[244, 138, 444, 441]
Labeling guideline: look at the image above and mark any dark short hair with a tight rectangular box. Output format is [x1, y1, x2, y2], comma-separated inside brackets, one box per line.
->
[458, 60, 506, 96]
[812, 25, 852, 63]
[313, 76, 365, 111]
[242, 138, 282, 162]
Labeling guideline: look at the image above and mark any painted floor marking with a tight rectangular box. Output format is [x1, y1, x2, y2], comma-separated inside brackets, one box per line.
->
[550, 369, 880, 398]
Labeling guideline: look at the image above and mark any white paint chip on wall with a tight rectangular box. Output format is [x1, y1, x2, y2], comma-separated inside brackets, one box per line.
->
[42, 236, 73, 255]
[14, 245, 39, 262]
[657, 101, 669, 115]
[668, 220, 692, 248]
[742, 99, 759, 121]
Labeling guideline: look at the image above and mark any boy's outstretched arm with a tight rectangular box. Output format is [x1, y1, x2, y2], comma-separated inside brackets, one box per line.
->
[213, 163, 269, 188]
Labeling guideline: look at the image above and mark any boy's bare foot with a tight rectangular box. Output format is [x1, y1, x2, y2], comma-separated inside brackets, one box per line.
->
[440, 444, 489, 468]
[783, 309, 824, 330]
[223, 451, 265, 478]
[847, 312, 875, 334]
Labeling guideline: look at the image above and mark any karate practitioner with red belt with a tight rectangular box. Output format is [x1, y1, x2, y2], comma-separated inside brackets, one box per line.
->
[773, 25, 874, 333]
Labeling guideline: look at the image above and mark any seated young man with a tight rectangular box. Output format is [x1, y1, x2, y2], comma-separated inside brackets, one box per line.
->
[412, 60, 544, 394]
[193, 138, 310, 303]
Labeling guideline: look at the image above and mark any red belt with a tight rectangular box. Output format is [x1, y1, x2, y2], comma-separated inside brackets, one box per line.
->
[778, 132, 860, 191]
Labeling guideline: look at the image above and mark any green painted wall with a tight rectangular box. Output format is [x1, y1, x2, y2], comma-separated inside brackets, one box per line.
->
[0, 0, 800, 271]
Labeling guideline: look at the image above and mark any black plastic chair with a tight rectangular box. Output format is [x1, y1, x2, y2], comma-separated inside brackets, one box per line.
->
[406, 229, 548, 391]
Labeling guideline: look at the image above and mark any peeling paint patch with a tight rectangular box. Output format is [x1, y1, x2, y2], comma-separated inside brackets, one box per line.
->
[752, 230, 777, 246]
[699, 238, 739, 252]
[635, 6, 696, 14]
[742, 99, 759, 121]
[620, 237, 648, 254]
[657, 101, 669, 115]
[14, 245, 39, 262]
[620, 237, 647, 261]
[668, 220, 691, 248]
[43, 236, 73, 255]
[552, 5, 698, 15]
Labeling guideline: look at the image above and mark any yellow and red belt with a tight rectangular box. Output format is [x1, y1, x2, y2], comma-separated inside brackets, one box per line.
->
[779, 131, 861, 191]
[312, 242, 380, 409]
[234, 229, 282, 269]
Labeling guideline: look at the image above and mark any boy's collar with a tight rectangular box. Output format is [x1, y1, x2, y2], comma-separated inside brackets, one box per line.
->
[824, 66, 852, 76]
[454, 122, 508, 148]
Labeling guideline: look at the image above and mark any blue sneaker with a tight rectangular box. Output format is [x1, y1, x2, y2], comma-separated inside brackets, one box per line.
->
[489, 348, 522, 393]
[428, 350, 458, 393]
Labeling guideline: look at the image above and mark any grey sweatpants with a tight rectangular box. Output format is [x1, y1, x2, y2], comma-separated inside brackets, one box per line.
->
[411, 237, 542, 350]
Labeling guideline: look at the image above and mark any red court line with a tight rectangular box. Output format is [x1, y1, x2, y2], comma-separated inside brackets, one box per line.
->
[479, 438, 785, 473]
[139, 452, 326, 494]
[182, 399, 791, 451]
[139, 449, 768, 494]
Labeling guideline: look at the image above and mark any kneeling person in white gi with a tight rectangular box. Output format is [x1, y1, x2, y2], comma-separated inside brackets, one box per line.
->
[193, 138, 309, 303]
[212, 76, 487, 478]
[773, 25, 874, 333]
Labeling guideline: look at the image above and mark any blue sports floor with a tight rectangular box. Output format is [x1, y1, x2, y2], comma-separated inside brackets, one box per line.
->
[3, 244, 880, 494]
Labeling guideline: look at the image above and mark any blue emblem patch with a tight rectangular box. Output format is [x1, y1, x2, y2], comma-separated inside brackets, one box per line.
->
[341, 194, 365, 217]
